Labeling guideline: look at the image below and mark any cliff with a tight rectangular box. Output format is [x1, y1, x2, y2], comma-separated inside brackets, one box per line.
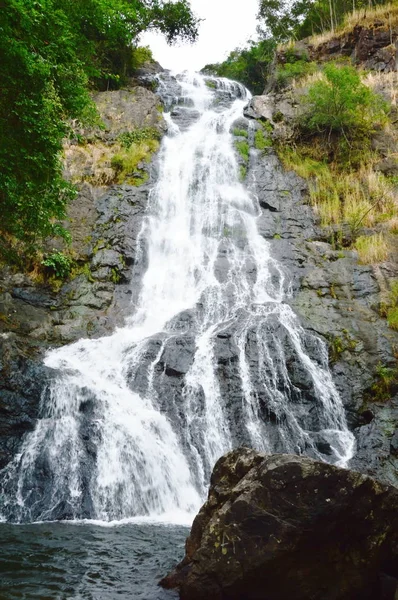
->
[0, 66, 165, 469]
[0, 18, 397, 490]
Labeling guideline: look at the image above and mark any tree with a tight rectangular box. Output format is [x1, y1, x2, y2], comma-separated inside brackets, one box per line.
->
[257, 0, 390, 41]
[0, 0, 199, 259]
[201, 39, 276, 95]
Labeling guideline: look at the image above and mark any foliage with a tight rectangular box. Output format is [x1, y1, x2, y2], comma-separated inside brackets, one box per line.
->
[354, 233, 389, 264]
[131, 45, 155, 70]
[111, 138, 160, 185]
[201, 39, 276, 95]
[235, 141, 250, 162]
[371, 362, 398, 401]
[239, 165, 247, 181]
[41, 251, 72, 279]
[277, 145, 397, 234]
[119, 127, 162, 148]
[232, 128, 248, 138]
[275, 58, 317, 89]
[0, 0, 198, 261]
[385, 281, 398, 331]
[254, 128, 272, 150]
[258, 0, 390, 42]
[302, 64, 388, 142]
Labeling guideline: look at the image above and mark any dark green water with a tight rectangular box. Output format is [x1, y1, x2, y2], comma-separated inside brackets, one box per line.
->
[0, 522, 186, 599]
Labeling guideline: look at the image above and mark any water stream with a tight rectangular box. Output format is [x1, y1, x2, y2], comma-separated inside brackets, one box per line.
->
[0, 73, 355, 525]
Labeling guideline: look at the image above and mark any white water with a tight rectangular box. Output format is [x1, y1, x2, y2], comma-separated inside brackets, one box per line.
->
[0, 73, 355, 523]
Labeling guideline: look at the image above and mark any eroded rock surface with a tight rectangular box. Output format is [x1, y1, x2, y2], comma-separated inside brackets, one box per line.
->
[161, 448, 398, 600]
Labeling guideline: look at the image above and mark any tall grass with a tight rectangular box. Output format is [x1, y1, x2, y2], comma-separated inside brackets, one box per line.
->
[310, 2, 398, 47]
[354, 233, 389, 264]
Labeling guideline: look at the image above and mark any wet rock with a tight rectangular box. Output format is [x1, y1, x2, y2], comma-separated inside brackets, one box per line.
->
[161, 449, 398, 600]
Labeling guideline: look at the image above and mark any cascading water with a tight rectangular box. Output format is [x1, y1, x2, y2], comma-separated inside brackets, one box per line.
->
[0, 73, 355, 523]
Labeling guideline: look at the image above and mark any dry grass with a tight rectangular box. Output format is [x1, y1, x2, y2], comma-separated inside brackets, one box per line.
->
[354, 232, 390, 263]
[111, 139, 159, 185]
[64, 136, 159, 187]
[363, 69, 398, 105]
[277, 146, 398, 232]
[293, 70, 325, 89]
[310, 2, 398, 47]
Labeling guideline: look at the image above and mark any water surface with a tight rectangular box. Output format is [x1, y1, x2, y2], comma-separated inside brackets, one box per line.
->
[0, 522, 185, 599]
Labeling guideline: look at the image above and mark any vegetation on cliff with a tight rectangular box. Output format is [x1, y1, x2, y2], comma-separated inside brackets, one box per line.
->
[0, 0, 199, 262]
[202, 0, 394, 94]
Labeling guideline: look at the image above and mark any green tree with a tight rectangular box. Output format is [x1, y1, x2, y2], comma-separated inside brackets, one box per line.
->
[201, 38, 276, 95]
[258, 0, 390, 41]
[0, 0, 199, 260]
[302, 63, 387, 137]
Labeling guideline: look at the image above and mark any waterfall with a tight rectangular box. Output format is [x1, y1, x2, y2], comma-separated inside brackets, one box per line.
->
[0, 73, 355, 523]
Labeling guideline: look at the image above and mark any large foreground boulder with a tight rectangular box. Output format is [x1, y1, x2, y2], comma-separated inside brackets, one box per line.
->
[160, 449, 398, 600]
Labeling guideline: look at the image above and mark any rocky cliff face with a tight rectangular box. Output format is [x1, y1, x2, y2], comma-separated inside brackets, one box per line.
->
[0, 55, 397, 491]
[243, 134, 398, 486]
[0, 74, 165, 469]
[243, 20, 398, 486]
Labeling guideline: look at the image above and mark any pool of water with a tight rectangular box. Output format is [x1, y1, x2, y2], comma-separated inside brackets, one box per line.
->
[0, 522, 187, 599]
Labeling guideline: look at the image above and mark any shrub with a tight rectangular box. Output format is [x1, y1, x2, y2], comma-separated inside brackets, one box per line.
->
[235, 140, 250, 162]
[42, 251, 72, 279]
[302, 64, 388, 142]
[254, 128, 272, 150]
[275, 59, 317, 89]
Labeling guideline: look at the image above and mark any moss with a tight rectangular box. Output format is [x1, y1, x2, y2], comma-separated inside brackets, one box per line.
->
[205, 79, 217, 89]
[239, 165, 247, 181]
[235, 140, 249, 162]
[370, 362, 398, 402]
[111, 267, 121, 283]
[328, 331, 359, 362]
[69, 262, 95, 282]
[232, 128, 248, 138]
[254, 128, 272, 151]
[387, 306, 398, 330]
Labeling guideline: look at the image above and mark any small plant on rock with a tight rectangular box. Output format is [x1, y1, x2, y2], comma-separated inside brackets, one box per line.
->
[42, 251, 72, 279]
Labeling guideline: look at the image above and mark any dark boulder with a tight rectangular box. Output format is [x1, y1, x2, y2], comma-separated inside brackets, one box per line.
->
[161, 448, 398, 600]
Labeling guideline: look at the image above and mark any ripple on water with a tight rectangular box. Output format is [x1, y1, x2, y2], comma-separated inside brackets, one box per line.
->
[0, 522, 186, 599]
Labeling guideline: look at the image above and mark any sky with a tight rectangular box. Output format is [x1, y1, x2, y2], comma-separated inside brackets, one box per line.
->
[140, 0, 260, 72]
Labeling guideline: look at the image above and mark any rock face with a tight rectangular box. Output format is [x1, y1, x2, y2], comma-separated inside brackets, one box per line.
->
[244, 91, 398, 488]
[161, 448, 398, 600]
[0, 77, 164, 470]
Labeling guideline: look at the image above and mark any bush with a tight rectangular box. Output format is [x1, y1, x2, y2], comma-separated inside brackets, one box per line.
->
[42, 251, 72, 279]
[302, 64, 388, 141]
[235, 141, 250, 162]
[275, 59, 317, 90]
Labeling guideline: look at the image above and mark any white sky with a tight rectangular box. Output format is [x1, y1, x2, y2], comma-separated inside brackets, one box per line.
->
[140, 0, 259, 72]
